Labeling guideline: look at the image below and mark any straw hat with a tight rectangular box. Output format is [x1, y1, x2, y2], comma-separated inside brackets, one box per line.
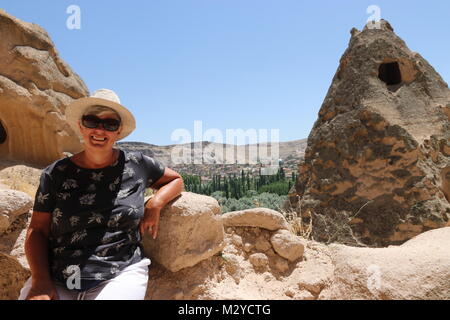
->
[65, 89, 136, 141]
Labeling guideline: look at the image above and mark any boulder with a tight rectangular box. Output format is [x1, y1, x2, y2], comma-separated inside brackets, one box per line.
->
[221, 208, 289, 231]
[0, 253, 30, 300]
[288, 20, 450, 246]
[319, 227, 450, 300]
[0, 164, 42, 197]
[142, 192, 225, 272]
[0, 9, 88, 167]
[270, 229, 305, 262]
[0, 188, 32, 233]
[248, 253, 269, 270]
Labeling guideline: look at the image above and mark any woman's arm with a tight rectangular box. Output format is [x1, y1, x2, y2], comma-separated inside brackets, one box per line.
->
[147, 167, 184, 208]
[140, 168, 184, 239]
[24, 211, 59, 300]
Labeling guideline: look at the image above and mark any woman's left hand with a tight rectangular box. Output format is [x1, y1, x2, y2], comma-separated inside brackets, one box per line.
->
[139, 206, 161, 239]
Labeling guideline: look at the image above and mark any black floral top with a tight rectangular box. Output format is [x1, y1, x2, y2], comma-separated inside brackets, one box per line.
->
[32, 148, 165, 290]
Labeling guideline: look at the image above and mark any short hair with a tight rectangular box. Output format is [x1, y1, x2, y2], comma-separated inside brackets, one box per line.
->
[82, 105, 121, 121]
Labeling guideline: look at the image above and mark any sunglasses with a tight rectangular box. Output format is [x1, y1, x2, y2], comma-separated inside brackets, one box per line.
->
[81, 115, 121, 132]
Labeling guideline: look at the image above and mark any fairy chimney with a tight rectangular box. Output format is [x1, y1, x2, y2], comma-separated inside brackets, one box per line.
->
[288, 20, 450, 246]
[0, 10, 87, 168]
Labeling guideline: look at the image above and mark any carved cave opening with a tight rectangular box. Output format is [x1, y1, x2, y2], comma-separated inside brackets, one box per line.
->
[378, 62, 402, 89]
[0, 120, 6, 144]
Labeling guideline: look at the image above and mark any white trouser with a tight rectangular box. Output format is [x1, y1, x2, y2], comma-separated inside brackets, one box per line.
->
[18, 258, 150, 300]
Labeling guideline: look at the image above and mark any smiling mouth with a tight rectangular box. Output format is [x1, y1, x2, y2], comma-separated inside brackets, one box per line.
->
[91, 135, 107, 142]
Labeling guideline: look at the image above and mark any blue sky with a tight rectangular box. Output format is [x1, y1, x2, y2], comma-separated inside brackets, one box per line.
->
[2, 1, 449, 146]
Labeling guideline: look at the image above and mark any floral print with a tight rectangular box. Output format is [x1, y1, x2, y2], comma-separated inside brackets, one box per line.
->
[79, 193, 96, 206]
[32, 149, 166, 289]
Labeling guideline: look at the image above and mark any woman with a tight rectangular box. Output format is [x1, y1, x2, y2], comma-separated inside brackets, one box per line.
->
[19, 89, 184, 300]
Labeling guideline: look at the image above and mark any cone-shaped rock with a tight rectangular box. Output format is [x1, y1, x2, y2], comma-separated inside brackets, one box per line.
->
[0, 10, 88, 167]
[288, 20, 450, 246]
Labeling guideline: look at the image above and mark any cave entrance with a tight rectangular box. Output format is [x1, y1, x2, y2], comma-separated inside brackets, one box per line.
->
[0, 120, 6, 144]
[378, 62, 402, 90]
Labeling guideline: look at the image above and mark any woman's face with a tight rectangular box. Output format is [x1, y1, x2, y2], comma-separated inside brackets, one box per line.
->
[77, 112, 122, 150]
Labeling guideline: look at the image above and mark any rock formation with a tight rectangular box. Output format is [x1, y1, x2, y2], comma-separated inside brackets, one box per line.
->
[1, 164, 449, 300]
[0, 189, 32, 233]
[0, 253, 30, 300]
[0, 13, 449, 300]
[288, 20, 450, 246]
[145, 198, 450, 300]
[319, 227, 450, 299]
[0, 9, 88, 168]
[142, 192, 225, 272]
[0, 178, 33, 299]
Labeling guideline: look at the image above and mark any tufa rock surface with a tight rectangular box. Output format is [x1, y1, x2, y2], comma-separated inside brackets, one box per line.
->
[270, 229, 305, 262]
[0, 189, 32, 233]
[0, 9, 88, 168]
[0, 252, 30, 300]
[222, 207, 290, 231]
[142, 192, 225, 272]
[288, 20, 450, 246]
[319, 227, 450, 300]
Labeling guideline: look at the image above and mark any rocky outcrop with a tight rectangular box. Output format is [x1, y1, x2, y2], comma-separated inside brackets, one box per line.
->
[145, 199, 450, 300]
[0, 164, 41, 272]
[0, 9, 88, 168]
[288, 20, 450, 246]
[0, 177, 448, 300]
[319, 227, 450, 300]
[0, 253, 30, 300]
[0, 189, 32, 233]
[146, 208, 310, 299]
[142, 192, 225, 272]
[0, 164, 42, 197]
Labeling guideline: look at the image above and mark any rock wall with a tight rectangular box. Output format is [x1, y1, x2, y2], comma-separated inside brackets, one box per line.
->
[0, 170, 449, 300]
[0, 9, 88, 168]
[288, 20, 450, 246]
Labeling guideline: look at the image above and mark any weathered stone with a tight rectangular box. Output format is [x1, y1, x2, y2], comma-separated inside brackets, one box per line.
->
[295, 290, 316, 300]
[0, 253, 30, 300]
[319, 227, 450, 300]
[222, 208, 289, 231]
[142, 192, 225, 272]
[243, 242, 253, 252]
[230, 234, 243, 247]
[248, 253, 269, 270]
[284, 288, 295, 298]
[270, 229, 305, 262]
[0, 164, 42, 197]
[223, 254, 240, 275]
[254, 236, 272, 252]
[287, 20, 450, 246]
[273, 255, 289, 273]
[0, 188, 32, 233]
[0, 9, 88, 167]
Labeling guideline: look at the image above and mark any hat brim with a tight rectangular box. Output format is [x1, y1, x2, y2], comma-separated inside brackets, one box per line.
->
[65, 97, 136, 141]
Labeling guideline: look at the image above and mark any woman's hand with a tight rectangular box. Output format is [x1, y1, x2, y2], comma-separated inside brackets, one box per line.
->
[26, 280, 59, 300]
[139, 206, 161, 239]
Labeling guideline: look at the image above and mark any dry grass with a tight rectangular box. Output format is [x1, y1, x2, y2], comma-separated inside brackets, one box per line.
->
[281, 195, 375, 247]
[281, 195, 313, 240]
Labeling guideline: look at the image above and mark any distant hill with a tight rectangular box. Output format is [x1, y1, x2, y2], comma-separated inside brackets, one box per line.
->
[117, 139, 307, 178]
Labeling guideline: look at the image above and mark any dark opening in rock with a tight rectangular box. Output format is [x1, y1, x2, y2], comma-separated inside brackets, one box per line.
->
[0, 120, 7, 144]
[378, 62, 402, 86]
